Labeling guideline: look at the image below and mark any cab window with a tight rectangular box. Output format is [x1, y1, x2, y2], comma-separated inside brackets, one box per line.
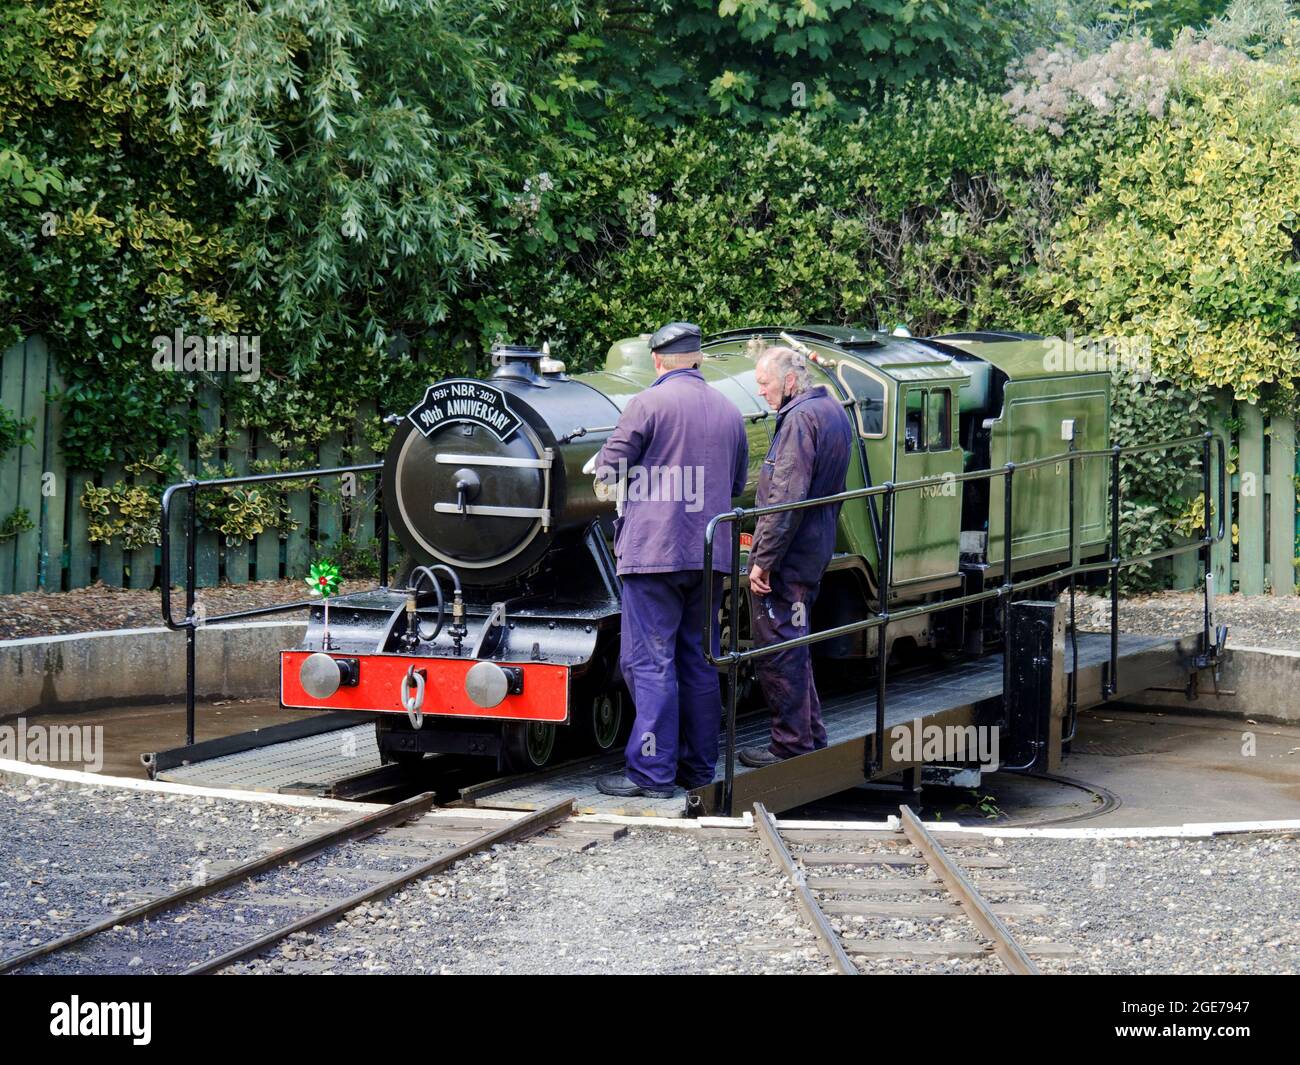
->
[926, 389, 951, 451]
[838, 362, 887, 437]
[902, 387, 952, 453]
[904, 390, 925, 453]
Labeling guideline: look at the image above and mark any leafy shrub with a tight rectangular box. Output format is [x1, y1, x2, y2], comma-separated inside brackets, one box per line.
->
[0, 404, 33, 458]
[82, 453, 307, 548]
[1108, 373, 1215, 588]
[473, 90, 1055, 365]
[1040, 54, 1300, 405]
[0, 507, 34, 544]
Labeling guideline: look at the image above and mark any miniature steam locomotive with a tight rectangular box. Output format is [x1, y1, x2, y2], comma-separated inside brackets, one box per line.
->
[280, 327, 1111, 771]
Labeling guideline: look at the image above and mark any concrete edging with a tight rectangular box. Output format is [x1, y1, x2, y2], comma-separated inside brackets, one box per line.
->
[1117, 644, 1300, 725]
[4, 623, 1296, 725]
[0, 621, 305, 720]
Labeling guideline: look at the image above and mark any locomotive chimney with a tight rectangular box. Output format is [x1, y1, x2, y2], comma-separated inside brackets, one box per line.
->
[490, 344, 544, 383]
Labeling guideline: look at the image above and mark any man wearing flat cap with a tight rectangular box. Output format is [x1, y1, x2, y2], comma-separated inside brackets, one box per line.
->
[593, 322, 749, 799]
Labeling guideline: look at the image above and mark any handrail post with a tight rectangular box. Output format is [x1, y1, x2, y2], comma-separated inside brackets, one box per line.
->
[1106, 444, 1122, 699]
[1001, 463, 1015, 729]
[160, 488, 173, 627]
[1066, 438, 1079, 727]
[872, 484, 894, 775]
[185, 482, 198, 746]
[377, 476, 389, 590]
[1201, 431, 1213, 654]
[723, 511, 743, 816]
[702, 516, 718, 662]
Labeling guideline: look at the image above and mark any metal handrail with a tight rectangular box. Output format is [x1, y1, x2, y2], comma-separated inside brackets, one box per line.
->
[702, 431, 1228, 814]
[159, 462, 389, 744]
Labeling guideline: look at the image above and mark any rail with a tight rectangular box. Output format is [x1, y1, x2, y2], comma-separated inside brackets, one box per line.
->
[702, 432, 1228, 815]
[159, 463, 389, 744]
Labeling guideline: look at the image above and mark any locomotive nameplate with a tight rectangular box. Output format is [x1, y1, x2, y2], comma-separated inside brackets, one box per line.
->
[407, 380, 523, 442]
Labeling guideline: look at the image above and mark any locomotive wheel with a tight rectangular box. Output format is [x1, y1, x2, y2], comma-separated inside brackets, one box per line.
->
[502, 722, 557, 772]
[590, 691, 624, 752]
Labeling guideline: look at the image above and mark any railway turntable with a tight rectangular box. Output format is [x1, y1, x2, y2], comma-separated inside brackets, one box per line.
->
[158, 325, 1230, 818]
[459, 628, 1208, 817]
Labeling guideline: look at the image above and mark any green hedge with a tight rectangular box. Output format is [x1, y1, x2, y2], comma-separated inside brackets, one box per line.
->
[4, 1, 1298, 588]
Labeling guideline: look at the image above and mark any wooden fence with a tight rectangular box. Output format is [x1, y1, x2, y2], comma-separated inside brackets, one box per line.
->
[2, 336, 1297, 598]
[0, 336, 385, 596]
[1203, 397, 1297, 595]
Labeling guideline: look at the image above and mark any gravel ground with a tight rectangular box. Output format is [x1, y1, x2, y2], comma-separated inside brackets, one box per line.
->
[232, 828, 1300, 976]
[0, 579, 310, 640]
[1079, 590, 1300, 652]
[4, 773, 1296, 975]
[4, 581, 1296, 651]
[10, 579, 1300, 652]
[231, 828, 831, 975]
[1005, 832, 1300, 974]
[0, 773, 345, 967]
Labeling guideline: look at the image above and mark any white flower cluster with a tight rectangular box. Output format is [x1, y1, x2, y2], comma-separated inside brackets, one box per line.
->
[514, 171, 555, 219]
[1003, 33, 1248, 136]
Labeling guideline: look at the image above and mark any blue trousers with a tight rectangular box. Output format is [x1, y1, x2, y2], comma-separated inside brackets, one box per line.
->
[620, 571, 723, 789]
[751, 573, 828, 758]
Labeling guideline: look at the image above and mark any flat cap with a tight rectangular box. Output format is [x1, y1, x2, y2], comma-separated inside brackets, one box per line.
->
[649, 321, 702, 355]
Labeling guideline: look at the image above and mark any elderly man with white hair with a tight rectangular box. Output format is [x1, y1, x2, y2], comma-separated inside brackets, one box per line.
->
[740, 344, 852, 768]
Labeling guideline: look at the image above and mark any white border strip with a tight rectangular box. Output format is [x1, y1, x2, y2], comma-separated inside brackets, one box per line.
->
[7, 758, 1298, 839]
[575, 811, 1300, 839]
[0, 757, 384, 813]
[0, 757, 545, 823]
[771, 816, 1300, 839]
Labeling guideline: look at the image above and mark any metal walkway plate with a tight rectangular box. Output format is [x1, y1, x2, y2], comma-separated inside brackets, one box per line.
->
[157, 724, 382, 792]
[465, 631, 1183, 818]
[460, 752, 681, 817]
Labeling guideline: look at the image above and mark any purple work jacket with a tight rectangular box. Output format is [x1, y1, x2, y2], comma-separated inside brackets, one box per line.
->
[749, 385, 852, 584]
[594, 367, 749, 575]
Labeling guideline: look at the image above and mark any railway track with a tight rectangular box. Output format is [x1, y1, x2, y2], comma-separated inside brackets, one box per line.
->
[752, 803, 1072, 974]
[0, 794, 575, 976]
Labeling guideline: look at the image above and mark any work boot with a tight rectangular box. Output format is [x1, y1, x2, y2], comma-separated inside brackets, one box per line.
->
[596, 772, 675, 799]
[739, 746, 785, 769]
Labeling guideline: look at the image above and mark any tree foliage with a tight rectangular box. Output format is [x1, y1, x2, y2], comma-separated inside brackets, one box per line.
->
[1, 0, 241, 468]
[581, 0, 1021, 124]
[3, 0, 1296, 543]
[468, 87, 1049, 366]
[91, 0, 591, 366]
